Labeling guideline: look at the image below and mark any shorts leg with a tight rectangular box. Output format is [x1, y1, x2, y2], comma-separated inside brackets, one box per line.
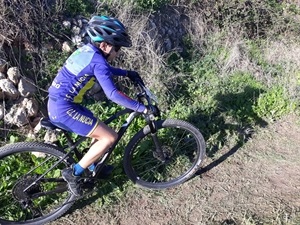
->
[48, 99, 99, 136]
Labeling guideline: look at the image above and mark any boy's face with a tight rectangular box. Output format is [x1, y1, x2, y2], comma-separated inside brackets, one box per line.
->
[100, 42, 121, 61]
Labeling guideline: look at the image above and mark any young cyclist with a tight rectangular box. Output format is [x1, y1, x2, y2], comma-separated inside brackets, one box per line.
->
[48, 15, 148, 196]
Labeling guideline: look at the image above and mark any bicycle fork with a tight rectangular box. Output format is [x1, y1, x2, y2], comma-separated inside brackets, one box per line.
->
[148, 120, 166, 162]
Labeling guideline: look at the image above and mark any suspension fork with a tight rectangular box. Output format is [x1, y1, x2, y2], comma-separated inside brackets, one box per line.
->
[147, 117, 166, 162]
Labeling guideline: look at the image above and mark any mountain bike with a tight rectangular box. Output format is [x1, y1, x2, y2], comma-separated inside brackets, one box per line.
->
[0, 81, 206, 225]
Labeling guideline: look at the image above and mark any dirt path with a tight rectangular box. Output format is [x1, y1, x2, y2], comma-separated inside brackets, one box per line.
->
[50, 114, 300, 225]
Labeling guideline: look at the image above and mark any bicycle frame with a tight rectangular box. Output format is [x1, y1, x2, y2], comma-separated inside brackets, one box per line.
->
[41, 107, 156, 178]
[92, 108, 144, 177]
[25, 82, 161, 193]
[22, 108, 151, 198]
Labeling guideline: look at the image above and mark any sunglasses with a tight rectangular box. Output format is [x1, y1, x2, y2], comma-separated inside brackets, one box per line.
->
[114, 45, 121, 52]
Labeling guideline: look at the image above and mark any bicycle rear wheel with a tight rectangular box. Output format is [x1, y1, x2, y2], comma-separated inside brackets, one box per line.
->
[123, 119, 206, 189]
[0, 142, 76, 225]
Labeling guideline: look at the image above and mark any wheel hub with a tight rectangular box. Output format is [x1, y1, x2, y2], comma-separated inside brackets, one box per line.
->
[153, 146, 173, 162]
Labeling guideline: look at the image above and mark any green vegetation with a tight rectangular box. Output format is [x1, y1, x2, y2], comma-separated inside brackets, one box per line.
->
[1, 0, 300, 223]
[40, 50, 70, 88]
[63, 0, 95, 16]
[254, 86, 297, 121]
[131, 0, 170, 11]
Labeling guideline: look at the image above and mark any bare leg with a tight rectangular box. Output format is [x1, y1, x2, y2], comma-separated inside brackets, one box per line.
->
[77, 121, 118, 168]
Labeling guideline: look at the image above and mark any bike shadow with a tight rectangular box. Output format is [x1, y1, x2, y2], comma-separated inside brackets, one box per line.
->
[187, 86, 268, 176]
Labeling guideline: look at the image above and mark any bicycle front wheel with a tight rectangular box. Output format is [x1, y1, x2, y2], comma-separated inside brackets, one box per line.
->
[123, 119, 206, 189]
[0, 142, 76, 225]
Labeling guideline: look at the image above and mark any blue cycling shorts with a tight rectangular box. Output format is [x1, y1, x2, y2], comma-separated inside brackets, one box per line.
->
[47, 98, 99, 137]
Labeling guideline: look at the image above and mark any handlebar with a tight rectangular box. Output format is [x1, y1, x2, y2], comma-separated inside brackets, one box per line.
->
[134, 80, 151, 105]
[134, 80, 160, 118]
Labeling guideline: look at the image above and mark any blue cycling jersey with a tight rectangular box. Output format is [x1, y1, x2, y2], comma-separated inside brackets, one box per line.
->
[48, 43, 146, 113]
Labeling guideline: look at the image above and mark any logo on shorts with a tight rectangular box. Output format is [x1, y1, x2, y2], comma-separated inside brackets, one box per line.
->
[66, 109, 93, 125]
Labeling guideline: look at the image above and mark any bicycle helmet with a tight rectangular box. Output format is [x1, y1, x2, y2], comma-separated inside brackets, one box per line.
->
[86, 15, 132, 47]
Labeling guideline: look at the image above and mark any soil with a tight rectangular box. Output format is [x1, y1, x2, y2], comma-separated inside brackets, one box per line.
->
[50, 114, 300, 225]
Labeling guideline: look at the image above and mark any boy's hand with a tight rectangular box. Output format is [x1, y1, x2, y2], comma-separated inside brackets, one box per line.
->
[127, 71, 145, 86]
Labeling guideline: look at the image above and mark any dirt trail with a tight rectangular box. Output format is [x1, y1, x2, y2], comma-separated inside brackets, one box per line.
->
[51, 114, 300, 225]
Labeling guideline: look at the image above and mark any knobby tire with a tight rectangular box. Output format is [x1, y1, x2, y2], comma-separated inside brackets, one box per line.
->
[0, 142, 76, 225]
[123, 119, 206, 189]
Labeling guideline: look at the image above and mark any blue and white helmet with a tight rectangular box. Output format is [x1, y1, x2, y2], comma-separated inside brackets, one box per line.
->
[86, 15, 132, 47]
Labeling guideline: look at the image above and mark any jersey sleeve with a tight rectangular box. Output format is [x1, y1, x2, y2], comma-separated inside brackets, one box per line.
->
[110, 66, 127, 76]
[93, 64, 146, 113]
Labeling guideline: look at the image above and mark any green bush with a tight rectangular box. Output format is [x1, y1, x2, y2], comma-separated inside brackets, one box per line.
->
[63, 0, 95, 16]
[213, 0, 286, 38]
[254, 86, 297, 121]
[33, 50, 70, 96]
[217, 72, 266, 124]
[131, 0, 170, 11]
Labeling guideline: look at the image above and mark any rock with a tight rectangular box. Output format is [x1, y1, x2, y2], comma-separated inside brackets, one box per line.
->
[26, 130, 36, 139]
[33, 118, 42, 133]
[4, 105, 28, 127]
[31, 152, 47, 158]
[62, 41, 72, 52]
[18, 77, 37, 97]
[3, 97, 39, 127]
[44, 130, 58, 143]
[0, 58, 8, 73]
[72, 26, 81, 35]
[62, 20, 72, 29]
[0, 72, 6, 79]
[72, 35, 82, 46]
[7, 67, 21, 85]
[75, 17, 83, 28]
[0, 79, 19, 99]
[22, 98, 39, 117]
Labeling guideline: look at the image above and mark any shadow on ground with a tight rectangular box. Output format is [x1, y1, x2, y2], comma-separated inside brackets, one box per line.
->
[68, 86, 269, 213]
[188, 86, 268, 175]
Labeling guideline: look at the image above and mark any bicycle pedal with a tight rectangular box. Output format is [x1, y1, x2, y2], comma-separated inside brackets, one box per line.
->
[79, 177, 97, 191]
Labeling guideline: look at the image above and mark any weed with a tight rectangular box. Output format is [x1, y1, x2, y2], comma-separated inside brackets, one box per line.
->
[131, 0, 170, 12]
[254, 86, 297, 122]
[63, 0, 95, 17]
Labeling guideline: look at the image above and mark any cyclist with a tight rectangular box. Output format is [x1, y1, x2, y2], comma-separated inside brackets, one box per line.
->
[47, 15, 147, 196]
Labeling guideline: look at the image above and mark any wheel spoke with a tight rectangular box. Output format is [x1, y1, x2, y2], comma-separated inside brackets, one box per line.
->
[124, 119, 205, 189]
[0, 142, 75, 223]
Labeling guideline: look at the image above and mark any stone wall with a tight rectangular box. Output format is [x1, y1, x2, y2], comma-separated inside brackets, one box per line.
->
[0, 5, 189, 129]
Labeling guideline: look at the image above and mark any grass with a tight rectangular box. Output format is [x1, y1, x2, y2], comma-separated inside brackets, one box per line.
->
[50, 115, 300, 224]
[2, 1, 300, 224]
